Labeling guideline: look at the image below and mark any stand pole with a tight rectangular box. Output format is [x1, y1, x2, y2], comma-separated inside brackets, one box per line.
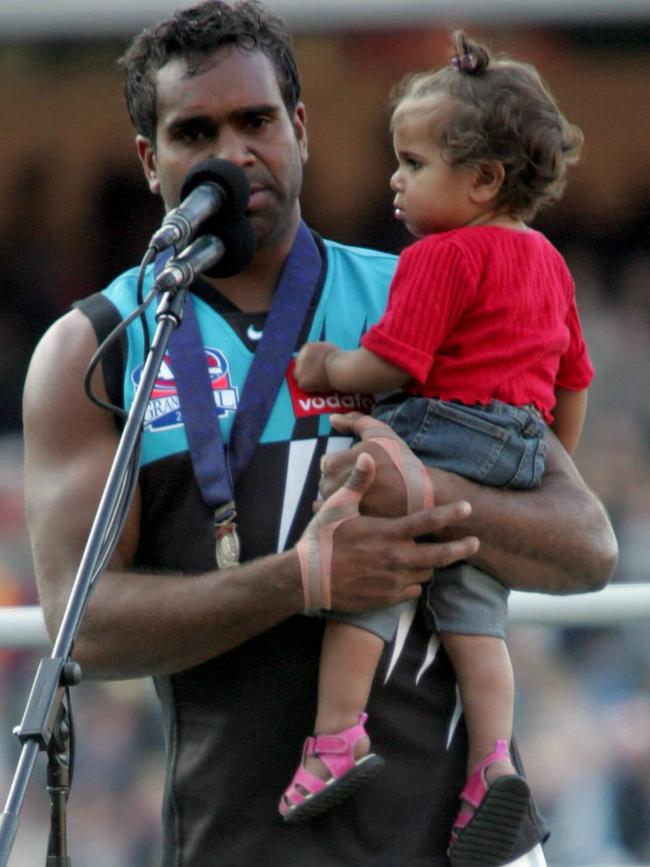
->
[0, 286, 188, 866]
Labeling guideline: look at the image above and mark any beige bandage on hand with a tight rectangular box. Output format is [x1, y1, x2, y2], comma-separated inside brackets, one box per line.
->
[296, 426, 433, 614]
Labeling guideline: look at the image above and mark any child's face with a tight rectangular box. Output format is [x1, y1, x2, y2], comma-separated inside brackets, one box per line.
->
[390, 97, 481, 237]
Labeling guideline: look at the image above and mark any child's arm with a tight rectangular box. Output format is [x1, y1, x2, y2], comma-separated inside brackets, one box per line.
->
[551, 387, 588, 455]
[295, 342, 410, 394]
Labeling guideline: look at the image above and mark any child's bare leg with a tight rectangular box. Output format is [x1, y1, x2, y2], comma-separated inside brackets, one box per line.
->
[440, 632, 516, 798]
[304, 620, 384, 781]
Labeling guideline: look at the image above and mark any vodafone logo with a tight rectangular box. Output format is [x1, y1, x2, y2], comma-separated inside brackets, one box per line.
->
[296, 393, 374, 414]
[286, 359, 374, 418]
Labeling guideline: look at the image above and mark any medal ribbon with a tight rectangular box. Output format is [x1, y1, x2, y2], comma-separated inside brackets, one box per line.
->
[153, 220, 322, 524]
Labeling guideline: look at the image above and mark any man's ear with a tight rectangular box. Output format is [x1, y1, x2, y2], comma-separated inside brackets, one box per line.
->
[470, 161, 505, 204]
[293, 102, 309, 164]
[136, 135, 161, 194]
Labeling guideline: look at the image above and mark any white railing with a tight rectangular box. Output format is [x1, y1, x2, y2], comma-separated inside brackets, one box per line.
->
[1, 583, 650, 649]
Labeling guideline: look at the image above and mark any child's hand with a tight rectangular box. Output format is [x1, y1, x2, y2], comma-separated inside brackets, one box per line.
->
[294, 341, 339, 392]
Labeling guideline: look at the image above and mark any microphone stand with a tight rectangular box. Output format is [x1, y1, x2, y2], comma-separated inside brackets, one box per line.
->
[0, 281, 191, 866]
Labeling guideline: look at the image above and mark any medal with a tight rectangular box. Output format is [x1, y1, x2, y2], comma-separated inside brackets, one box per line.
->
[214, 502, 240, 568]
[215, 521, 241, 569]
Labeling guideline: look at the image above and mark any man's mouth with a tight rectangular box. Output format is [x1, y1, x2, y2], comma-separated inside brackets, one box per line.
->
[247, 185, 270, 210]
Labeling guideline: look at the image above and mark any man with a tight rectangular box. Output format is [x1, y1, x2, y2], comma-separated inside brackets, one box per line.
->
[23, 2, 617, 865]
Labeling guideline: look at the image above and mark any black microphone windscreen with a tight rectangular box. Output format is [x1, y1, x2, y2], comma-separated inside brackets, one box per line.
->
[204, 214, 256, 278]
[180, 158, 250, 217]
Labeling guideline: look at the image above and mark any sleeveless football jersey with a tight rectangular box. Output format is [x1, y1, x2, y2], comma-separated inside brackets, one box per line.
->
[76, 232, 548, 866]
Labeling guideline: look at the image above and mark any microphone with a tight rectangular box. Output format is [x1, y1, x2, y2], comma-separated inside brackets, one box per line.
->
[149, 159, 250, 253]
[203, 212, 256, 278]
[153, 214, 257, 291]
[154, 235, 225, 292]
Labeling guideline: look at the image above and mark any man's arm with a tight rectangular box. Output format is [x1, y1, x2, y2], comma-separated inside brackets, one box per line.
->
[321, 413, 618, 595]
[24, 312, 478, 680]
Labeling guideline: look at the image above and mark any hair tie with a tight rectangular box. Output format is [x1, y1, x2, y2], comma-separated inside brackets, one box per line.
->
[452, 52, 474, 72]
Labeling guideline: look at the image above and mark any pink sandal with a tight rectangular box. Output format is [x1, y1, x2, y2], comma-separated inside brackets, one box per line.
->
[279, 713, 385, 823]
[448, 739, 531, 867]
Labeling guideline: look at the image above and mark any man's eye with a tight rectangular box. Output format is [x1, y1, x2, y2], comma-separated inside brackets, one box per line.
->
[245, 115, 271, 130]
[182, 128, 208, 142]
[406, 158, 422, 170]
[173, 124, 212, 143]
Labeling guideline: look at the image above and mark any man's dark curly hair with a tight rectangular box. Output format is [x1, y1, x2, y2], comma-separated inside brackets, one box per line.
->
[390, 31, 583, 221]
[118, 0, 301, 145]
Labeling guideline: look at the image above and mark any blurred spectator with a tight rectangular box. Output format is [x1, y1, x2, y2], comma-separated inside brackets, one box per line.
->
[86, 163, 162, 290]
[0, 162, 59, 433]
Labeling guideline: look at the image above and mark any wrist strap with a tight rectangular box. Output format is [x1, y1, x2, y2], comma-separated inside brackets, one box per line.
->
[295, 485, 361, 614]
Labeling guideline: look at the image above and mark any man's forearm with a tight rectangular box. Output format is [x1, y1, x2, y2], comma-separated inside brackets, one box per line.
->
[67, 550, 303, 680]
[432, 444, 618, 594]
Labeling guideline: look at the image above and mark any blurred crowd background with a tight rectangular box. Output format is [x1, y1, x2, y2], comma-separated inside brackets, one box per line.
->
[0, 3, 649, 865]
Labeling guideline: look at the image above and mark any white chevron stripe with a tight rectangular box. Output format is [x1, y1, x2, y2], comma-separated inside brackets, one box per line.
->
[416, 631, 441, 685]
[384, 601, 417, 683]
[278, 438, 317, 552]
[446, 684, 463, 748]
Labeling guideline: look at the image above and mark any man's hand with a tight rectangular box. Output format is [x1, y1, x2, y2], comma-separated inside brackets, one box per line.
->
[319, 411, 448, 517]
[294, 341, 339, 392]
[309, 451, 479, 612]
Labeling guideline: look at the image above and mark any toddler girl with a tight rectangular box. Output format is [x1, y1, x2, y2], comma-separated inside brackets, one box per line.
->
[283, 31, 593, 867]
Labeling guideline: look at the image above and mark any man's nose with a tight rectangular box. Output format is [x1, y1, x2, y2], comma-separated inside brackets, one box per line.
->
[212, 129, 254, 167]
[390, 170, 402, 192]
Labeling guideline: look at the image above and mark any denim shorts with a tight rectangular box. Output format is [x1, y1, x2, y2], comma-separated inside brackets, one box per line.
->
[423, 563, 510, 639]
[328, 601, 407, 643]
[334, 397, 548, 641]
[374, 396, 547, 489]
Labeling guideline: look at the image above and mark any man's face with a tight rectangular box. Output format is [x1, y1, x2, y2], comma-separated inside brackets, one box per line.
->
[137, 47, 308, 252]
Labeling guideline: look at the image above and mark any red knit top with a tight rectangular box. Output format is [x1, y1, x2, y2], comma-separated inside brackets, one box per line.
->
[361, 226, 594, 423]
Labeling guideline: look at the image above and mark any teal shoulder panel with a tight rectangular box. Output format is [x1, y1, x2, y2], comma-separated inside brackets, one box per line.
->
[98, 242, 397, 466]
[295, 239, 397, 438]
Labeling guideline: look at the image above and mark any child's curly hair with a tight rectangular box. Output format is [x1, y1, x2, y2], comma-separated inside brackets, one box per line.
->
[390, 31, 583, 220]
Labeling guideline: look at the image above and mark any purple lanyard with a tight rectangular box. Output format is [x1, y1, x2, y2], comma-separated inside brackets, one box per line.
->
[153, 221, 322, 516]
